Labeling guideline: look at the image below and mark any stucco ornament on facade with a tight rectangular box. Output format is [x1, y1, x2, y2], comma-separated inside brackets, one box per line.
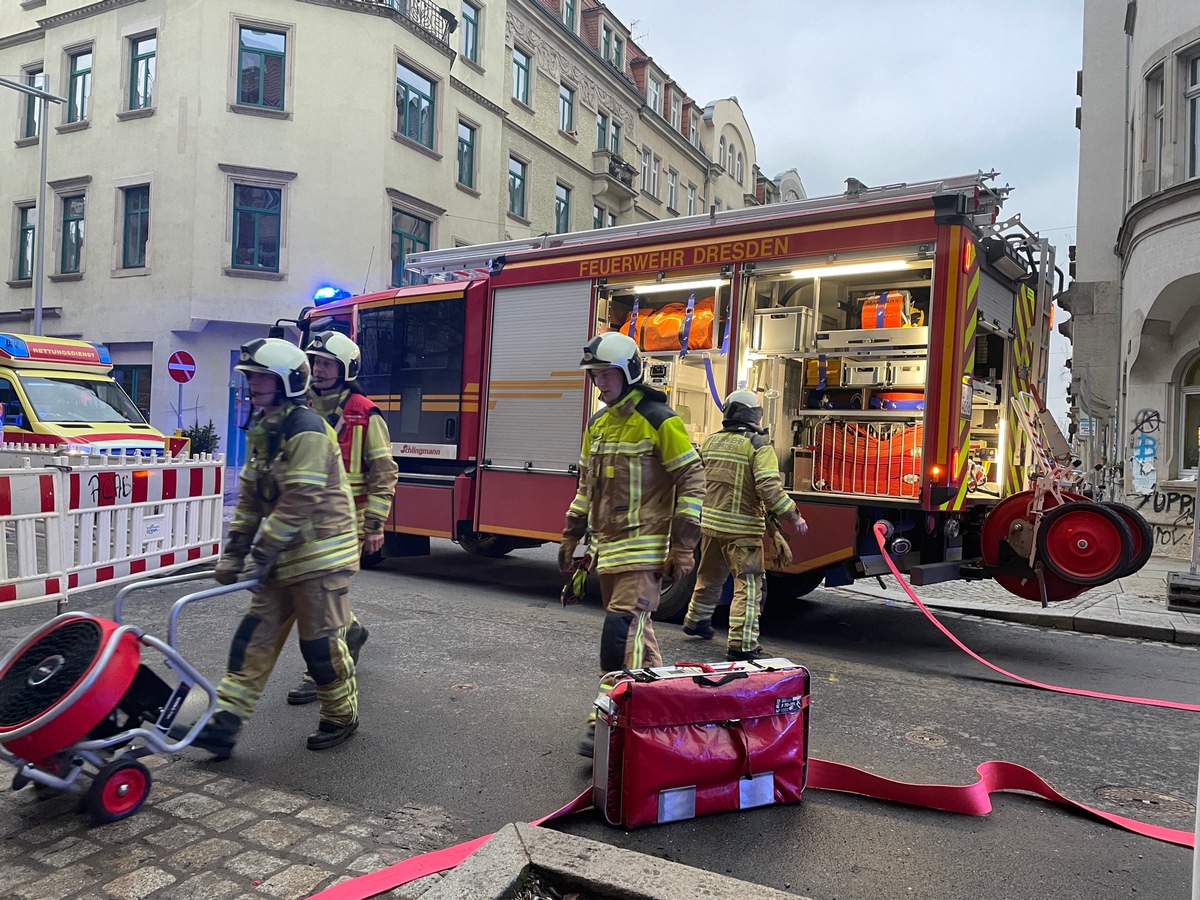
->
[505, 12, 637, 143]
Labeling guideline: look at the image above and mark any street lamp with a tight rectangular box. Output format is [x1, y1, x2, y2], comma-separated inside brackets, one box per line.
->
[0, 74, 65, 337]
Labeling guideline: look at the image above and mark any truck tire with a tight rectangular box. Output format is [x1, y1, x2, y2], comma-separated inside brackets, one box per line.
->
[765, 570, 826, 602]
[458, 531, 517, 558]
[652, 567, 697, 623]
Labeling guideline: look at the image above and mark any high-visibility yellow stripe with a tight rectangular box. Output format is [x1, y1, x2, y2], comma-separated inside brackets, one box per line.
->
[421, 402, 461, 411]
[933, 228, 962, 464]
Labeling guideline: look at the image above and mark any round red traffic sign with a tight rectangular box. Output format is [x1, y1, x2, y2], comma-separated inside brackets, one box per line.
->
[167, 350, 196, 384]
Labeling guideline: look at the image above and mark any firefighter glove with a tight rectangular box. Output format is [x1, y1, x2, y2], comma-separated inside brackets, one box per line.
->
[214, 532, 252, 585]
[558, 538, 580, 575]
[667, 546, 695, 582]
[247, 542, 280, 587]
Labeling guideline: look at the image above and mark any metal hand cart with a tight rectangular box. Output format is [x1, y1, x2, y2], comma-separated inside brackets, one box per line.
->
[0, 570, 256, 823]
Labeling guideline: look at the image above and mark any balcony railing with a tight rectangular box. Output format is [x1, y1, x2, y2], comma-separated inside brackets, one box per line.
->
[362, 0, 456, 45]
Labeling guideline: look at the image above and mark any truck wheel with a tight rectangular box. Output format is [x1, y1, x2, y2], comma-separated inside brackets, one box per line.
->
[766, 570, 826, 602]
[652, 566, 697, 623]
[458, 532, 517, 558]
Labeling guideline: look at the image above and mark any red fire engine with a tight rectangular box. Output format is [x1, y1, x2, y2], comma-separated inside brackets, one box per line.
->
[301, 173, 1149, 619]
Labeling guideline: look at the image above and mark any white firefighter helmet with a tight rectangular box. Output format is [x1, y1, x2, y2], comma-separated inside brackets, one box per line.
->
[306, 330, 361, 382]
[579, 332, 643, 385]
[723, 389, 762, 412]
[235, 338, 311, 400]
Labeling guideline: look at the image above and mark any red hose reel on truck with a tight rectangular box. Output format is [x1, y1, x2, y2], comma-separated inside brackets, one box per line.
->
[0, 572, 250, 824]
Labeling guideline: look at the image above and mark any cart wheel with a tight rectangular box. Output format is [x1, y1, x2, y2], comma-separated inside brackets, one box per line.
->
[1037, 501, 1133, 587]
[980, 490, 1085, 602]
[1101, 502, 1154, 577]
[87, 759, 151, 825]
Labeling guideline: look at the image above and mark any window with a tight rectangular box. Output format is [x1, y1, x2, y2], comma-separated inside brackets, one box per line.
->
[596, 110, 608, 150]
[461, 2, 480, 64]
[562, 0, 576, 30]
[122, 185, 150, 269]
[508, 156, 527, 218]
[651, 155, 660, 197]
[609, 121, 621, 156]
[602, 26, 612, 62]
[238, 27, 284, 110]
[736, 152, 744, 185]
[640, 148, 651, 191]
[686, 184, 696, 216]
[390, 210, 431, 287]
[554, 183, 571, 234]
[232, 185, 280, 271]
[129, 34, 156, 110]
[607, 210, 617, 228]
[16, 205, 35, 281]
[67, 49, 92, 123]
[512, 48, 531, 105]
[1181, 355, 1200, 472]
[110, 364, 151, 419]
[612, 37, 623, 70]
[688, 112, 697, 145]
[648, 75, 662, 115]
[22, 67, 44, 139]
[1188, 55, 1200, 179]
[396, 60, 435, 148]
[457, 121, 475, 188]
[593, 204, 604, 229]
[559, 83, 574, 132]
[667, 169, 678, 210]
[60, 195, 85, 274]
[718, 136, 726, 169]
[669, 93, 681, 130]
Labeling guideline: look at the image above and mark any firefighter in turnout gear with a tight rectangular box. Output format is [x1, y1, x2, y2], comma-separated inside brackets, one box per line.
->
[560, 332, 706, 757]
[171, 338, 361, 757]
[285, 331, 398, 706]
[682, 389, 806, 660]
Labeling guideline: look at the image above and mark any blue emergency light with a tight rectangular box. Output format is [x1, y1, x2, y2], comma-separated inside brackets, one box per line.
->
[313, 285, 351, 305]
[89, 343, 112, 364]
[0, 333, 29, 358]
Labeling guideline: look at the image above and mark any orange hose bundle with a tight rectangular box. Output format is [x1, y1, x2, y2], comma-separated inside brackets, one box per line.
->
[813, 422, 923, 498]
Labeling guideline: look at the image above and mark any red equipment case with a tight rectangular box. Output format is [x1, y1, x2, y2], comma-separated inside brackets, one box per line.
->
[592, 659, 810, 829]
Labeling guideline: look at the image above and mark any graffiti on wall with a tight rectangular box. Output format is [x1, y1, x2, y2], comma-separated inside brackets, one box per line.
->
[1134, 487, 1195, 549]
[1129, 408, 1162, 495]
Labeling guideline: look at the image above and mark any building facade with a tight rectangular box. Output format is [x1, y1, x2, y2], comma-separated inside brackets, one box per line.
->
[1065, 0, 1200, 553]
[0, 0, 763, 457]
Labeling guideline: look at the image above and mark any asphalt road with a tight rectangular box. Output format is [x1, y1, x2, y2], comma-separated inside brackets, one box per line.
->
[3, 541, 1196, 900]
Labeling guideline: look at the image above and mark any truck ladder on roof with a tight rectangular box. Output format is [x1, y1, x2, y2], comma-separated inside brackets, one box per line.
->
[405, 171, 1010, 280]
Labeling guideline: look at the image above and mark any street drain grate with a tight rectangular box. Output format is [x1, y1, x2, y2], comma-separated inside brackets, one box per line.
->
[905, 730, 947, 747]
[1095, 786, 1196, 816]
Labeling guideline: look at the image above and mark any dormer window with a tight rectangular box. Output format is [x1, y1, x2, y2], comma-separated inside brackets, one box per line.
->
[648, 75, 662, 116]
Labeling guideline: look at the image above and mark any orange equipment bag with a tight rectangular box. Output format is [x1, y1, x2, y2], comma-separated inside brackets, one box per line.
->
[624, 296, 716, 352]
[860, 290, 923, 329]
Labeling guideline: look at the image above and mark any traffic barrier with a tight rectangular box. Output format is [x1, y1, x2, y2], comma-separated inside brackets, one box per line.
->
[0, 445, 224, 611]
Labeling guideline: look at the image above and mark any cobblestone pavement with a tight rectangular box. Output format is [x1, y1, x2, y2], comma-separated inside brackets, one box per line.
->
[0, 754, 455, 900]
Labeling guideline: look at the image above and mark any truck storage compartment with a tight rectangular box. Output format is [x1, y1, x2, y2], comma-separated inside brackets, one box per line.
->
[753, 307, 813, 353]
[812, 420, 923, 499]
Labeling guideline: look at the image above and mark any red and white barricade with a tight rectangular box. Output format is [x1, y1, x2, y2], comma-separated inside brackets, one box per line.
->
[0, 445, 224, 611]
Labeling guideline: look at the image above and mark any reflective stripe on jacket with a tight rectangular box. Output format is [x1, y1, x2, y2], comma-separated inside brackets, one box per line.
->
[567, 386, 705, 573]
[698, 428, 797, 537]
[230, 403, 360, 584]
[311, 389, 399, 532]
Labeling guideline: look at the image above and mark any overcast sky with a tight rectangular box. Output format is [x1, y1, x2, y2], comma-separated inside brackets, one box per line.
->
[602, 0, 1081, 422]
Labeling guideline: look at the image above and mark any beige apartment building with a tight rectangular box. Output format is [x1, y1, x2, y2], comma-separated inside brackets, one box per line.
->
[0, 0, 765, 454]
[1065, 0, 1200, 552]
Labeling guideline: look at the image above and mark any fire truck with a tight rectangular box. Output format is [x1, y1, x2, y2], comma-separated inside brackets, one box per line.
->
[301, 172, 1149, 619]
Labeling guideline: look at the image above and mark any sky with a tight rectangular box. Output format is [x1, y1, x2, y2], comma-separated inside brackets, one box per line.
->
[602, 0, 1082, 424]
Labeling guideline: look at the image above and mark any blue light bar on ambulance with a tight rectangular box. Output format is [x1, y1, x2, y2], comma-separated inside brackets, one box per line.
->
[0, 333, 29, 359]
[313, 285, 352, 305]
[89, 343, 112, 364]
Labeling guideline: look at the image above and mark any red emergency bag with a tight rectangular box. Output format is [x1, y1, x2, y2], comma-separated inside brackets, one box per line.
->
[860, 290, 924, 329]
[593, 659, 810, 829]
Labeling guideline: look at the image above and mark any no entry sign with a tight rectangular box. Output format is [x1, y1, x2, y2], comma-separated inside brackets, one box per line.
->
[167, 350, 196, 384]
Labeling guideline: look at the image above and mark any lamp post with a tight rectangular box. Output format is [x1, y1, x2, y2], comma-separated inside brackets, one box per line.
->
[0, 74, 65, 337]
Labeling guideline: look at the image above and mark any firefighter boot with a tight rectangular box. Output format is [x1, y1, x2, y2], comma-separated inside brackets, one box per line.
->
[307, 719, 359, 751]
[727, 645, 769, 662]
[682, 618, 715, 640]
[168, 710, 242, 761]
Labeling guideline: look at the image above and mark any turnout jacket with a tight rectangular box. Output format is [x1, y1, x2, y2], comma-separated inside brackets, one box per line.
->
[310, 388, 398, 534]
[565, 385, 705, 574]
[698, 426, 797, 537]
[230, 403, 360, 584]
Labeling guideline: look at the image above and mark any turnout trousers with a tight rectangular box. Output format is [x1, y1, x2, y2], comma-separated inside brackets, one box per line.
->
[589, 570, 663, 721]
[684, 533, 766, 653]
[216, 570, 358, 726]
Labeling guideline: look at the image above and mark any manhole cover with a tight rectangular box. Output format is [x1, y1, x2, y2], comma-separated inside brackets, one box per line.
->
[1095, 786, 1195, 816]
[904, 730, 947, 747]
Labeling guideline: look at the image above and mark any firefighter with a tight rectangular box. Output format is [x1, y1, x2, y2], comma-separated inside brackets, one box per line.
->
[681, 389, 807, 659]
[284, 330, 398, 706]
[559, 331, 706, 757]
[171, 338, 361, 757]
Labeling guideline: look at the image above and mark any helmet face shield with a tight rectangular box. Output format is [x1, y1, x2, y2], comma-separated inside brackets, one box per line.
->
[235, 337, 312, 399]
[305, 331, 360, 383]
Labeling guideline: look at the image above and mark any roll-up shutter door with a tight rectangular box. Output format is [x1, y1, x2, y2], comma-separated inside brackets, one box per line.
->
[977, 272, 1015, 332]
[483, 281, 591, 472]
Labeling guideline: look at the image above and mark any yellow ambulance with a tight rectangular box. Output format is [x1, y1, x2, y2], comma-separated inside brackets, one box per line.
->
[0, 333, 173, 455]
